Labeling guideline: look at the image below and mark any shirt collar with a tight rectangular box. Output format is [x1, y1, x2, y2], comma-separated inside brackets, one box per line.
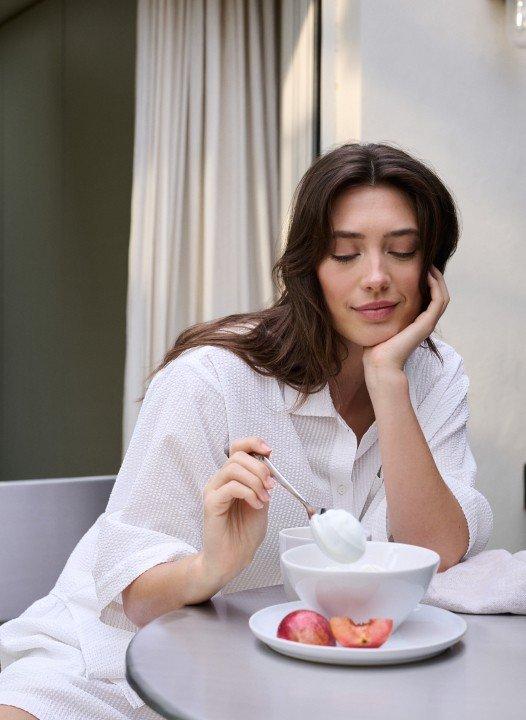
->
[281, 380, 378, 458]
[280, 345, 421, 417]
[282, 381, 338, 418]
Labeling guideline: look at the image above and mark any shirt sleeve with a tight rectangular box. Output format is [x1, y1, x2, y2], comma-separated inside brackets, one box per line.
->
[423, 372, 493, 561]
[368, 356, 493, 561]
[92, 351, 229, 615]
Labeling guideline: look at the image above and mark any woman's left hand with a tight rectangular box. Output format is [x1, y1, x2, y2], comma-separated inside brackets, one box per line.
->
[362, 265, 450, 375]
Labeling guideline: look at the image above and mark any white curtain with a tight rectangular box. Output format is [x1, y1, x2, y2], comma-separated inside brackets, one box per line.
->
[123, 0, 317, 452]
[279, 0, 318, 247]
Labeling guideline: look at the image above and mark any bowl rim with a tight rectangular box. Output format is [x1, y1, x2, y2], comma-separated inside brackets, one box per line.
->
[278, 525, 312, 538]
[281, 540, 440, 575]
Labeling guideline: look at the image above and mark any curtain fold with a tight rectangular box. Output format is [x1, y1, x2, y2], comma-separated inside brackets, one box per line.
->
[123, 0, 317, 452]
[279, 0, 318, 248]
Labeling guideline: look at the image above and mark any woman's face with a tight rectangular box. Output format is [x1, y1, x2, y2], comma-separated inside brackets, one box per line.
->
[317, 184, 424, 349]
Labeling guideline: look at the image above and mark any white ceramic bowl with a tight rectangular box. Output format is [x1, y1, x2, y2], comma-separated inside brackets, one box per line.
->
[281, 541, 440, 631]
[278, 526, 314, 600]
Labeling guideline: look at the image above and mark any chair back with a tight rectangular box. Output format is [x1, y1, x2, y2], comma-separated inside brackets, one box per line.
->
[0, 475, 115, 621]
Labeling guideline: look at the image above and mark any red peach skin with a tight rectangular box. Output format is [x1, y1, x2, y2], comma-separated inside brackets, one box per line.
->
[277, 610, 336, 646]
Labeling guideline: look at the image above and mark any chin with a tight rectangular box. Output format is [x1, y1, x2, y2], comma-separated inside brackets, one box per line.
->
[341, 324, 400, 348]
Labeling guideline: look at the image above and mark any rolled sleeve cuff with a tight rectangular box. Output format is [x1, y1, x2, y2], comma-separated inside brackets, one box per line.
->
[445, 477, 493, 561]
[365, 482, 493, 563]
[95, 538, 198, 613]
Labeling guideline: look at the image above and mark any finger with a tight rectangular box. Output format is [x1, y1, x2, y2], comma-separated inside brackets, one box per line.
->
[228, 436, 271, 458]
[427, 269, 445, 307]
[214, 480, 266, 511]
[431, 266, 450, 305]
[227, 451, 275, 489]
[380, 316, 431, 359]
[208, 463, 271, 503]
[428, 268, 449, 311]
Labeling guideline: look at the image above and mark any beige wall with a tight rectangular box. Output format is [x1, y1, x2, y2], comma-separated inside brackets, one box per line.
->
[321, 0, 526, 552]
[0, 0, 136, 480]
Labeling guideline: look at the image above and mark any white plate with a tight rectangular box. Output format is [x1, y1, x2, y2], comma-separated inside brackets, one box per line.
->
[249, 600, 466, 665]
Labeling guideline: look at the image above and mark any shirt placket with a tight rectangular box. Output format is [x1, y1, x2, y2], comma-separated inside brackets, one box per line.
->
[329, 414, 358, 511]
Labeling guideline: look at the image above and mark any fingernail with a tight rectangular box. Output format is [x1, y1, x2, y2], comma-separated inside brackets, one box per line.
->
[260, 441, 271, 452]
[261, 490, 270, 501]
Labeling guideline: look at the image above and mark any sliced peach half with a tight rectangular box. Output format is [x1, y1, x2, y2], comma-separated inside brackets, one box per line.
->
[329, 617, 394, 648]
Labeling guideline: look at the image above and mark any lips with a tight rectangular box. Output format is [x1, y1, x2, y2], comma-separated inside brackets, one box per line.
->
[354, 303, 398, 321]
[354, 301, 398, 311]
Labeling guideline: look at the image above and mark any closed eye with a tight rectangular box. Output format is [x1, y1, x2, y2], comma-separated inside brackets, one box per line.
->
[331, 251, 417, 263]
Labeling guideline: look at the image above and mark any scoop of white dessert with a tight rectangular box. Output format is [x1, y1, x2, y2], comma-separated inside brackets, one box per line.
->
[309, 508, 367, 564]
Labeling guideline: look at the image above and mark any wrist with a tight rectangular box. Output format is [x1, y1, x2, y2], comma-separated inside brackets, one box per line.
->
[193, 552, 240, 596]
[364, 366, 408, 400]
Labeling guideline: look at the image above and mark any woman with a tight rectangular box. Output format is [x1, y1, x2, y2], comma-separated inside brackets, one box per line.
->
[0, 143, 493, 719]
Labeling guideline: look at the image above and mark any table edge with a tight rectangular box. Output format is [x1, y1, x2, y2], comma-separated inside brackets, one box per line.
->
[126, 635, 194, 720]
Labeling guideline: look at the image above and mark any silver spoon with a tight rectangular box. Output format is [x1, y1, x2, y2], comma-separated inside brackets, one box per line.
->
[252, 453, 373, 541]
[252, 453, 326, 520]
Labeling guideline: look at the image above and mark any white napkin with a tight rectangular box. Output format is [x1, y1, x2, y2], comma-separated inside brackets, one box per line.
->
[420, 549, 526, 614]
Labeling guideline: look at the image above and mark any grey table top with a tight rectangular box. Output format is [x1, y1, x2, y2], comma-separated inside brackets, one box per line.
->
[126, 584, 526, 720]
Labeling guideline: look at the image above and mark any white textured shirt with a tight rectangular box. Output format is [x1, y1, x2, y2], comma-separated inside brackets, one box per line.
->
[0, 333, 493, 709]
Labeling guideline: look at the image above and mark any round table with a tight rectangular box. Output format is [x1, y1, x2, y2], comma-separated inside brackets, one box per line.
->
[126, 584, 526, 720]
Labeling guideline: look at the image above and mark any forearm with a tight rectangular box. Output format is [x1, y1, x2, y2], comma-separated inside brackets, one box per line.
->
[122, 552, 232, 628]
[366, 368, 469, 571]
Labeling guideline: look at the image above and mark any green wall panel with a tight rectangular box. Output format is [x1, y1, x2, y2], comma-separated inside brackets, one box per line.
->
[0, 0, 136, 479]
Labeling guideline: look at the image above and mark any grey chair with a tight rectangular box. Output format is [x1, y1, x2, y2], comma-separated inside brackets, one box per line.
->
[0, 475, 115, 622]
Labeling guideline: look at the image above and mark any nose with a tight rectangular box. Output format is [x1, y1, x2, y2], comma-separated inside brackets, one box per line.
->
[359, 254, 392, 292]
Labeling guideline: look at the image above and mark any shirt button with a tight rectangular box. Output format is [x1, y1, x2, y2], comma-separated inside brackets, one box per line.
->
[337, 484, 346, 495]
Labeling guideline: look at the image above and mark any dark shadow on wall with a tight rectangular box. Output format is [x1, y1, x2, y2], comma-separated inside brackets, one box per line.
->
[0, 0, 136, 480]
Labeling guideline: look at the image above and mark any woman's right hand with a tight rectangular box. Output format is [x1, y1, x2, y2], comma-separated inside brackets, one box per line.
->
[201, 436, 276, 585]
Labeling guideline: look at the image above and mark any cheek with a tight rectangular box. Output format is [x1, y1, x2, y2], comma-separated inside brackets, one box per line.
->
[403, 267, 423, 297]
[391, 268, 421, 319]
[405, 276, 424, 316]
[317, 266, 345, 302]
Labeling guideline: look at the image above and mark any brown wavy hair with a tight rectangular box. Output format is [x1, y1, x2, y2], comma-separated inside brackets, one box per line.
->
[142, 142, 459, 408]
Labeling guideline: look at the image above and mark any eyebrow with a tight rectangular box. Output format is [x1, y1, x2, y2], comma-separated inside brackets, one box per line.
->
[332, 228, 420, 240]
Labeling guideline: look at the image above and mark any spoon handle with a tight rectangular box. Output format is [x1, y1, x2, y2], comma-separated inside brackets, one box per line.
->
[252, 454, 311, 515]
